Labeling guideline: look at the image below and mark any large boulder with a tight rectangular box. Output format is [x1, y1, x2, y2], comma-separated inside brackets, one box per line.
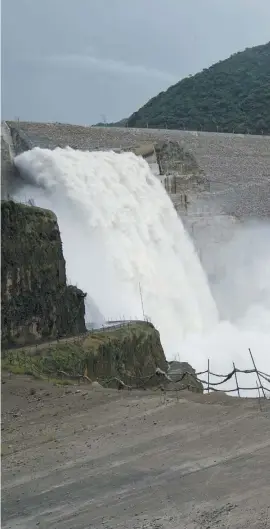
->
[167, 360, 204, 393]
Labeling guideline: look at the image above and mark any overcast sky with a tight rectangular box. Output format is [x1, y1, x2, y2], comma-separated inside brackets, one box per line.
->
[2, 0, 270, 125]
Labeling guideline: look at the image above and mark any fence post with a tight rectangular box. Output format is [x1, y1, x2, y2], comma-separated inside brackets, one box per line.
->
[207, 359, 210, 393]
[256, 381, 263, 412]
[139, 282, 145, 320]
[249, 348, 266, 398]
[233, 362, 240, 397]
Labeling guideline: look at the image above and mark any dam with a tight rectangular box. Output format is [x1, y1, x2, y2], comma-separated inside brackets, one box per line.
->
[3, 120, 270, 282]
[2, 120, 270, 216]
[1, 121, 270, 383]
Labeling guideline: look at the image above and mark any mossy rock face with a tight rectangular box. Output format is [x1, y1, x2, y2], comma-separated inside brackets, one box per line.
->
[1, 200, 86, 348]
[84, 322, 167, 386]
[2, 323, 167, 388]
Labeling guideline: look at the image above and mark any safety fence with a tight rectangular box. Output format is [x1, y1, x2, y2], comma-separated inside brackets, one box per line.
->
[194, 349, 270, 398]
[116, 349, 270, 399]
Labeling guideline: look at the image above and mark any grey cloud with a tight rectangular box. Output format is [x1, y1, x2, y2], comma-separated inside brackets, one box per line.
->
[2, 0, 270, 124]
[46, 53, 177, 83]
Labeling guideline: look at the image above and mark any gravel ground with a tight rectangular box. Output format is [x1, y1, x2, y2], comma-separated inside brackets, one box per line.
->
[2, 373, 270, 528]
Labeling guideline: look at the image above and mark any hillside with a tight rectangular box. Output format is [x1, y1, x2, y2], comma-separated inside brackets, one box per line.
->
[126, 42, 270, 134]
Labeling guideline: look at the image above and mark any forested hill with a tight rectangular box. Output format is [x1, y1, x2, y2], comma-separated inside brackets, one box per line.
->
[125, 42, 270, 135]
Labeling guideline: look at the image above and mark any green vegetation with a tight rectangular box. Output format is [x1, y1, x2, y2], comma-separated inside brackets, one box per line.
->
[124, 42, 270, 134]
[2, 322, 167, 387]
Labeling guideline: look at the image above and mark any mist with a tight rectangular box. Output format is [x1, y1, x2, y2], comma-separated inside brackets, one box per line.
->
[201, 219, 270, 327]
[13, 147, 270, 397]
[179, 218, 270, 394]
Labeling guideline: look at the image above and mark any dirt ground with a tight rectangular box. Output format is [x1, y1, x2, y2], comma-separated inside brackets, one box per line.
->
[1, 373, 270, 529]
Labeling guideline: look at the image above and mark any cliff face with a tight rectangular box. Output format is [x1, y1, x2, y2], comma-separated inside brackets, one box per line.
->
[1, 133, 19, 200]
[1, 138, 11, 199]
[84, 322, 167, 386]
[1, 200, 86, 348]
[2, 322, 168, 387]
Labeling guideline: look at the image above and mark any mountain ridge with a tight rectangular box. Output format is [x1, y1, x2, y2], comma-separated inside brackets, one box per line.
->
[105, 41, 270, 135]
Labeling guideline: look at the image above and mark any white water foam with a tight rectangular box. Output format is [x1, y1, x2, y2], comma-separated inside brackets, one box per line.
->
[14, 147, 270, 396]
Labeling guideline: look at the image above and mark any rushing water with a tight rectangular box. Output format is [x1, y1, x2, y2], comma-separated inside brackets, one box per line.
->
[14, 147, 270, 396]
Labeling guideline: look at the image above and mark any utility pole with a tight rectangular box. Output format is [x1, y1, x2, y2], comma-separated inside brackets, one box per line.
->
[139, 282, 146, 320]
[101, 114, 107, 126]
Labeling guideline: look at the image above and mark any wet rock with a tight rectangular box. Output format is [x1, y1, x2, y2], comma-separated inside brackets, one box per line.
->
[167, 361, 203, 393]
[168, 361, 196, 378]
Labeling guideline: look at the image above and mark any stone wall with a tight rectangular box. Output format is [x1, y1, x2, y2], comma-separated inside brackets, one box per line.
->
[1, 200, 86, 348]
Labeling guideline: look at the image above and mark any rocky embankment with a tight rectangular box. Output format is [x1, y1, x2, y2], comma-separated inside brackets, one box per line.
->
[2, 321, 169, 388]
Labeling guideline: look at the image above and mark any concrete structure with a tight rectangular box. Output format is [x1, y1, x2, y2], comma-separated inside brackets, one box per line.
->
[2, 121, 270, 217]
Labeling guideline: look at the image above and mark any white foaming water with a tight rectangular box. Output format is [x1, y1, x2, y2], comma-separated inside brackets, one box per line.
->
[14, 147, 270, 396]
[14, 147, 218, 340]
